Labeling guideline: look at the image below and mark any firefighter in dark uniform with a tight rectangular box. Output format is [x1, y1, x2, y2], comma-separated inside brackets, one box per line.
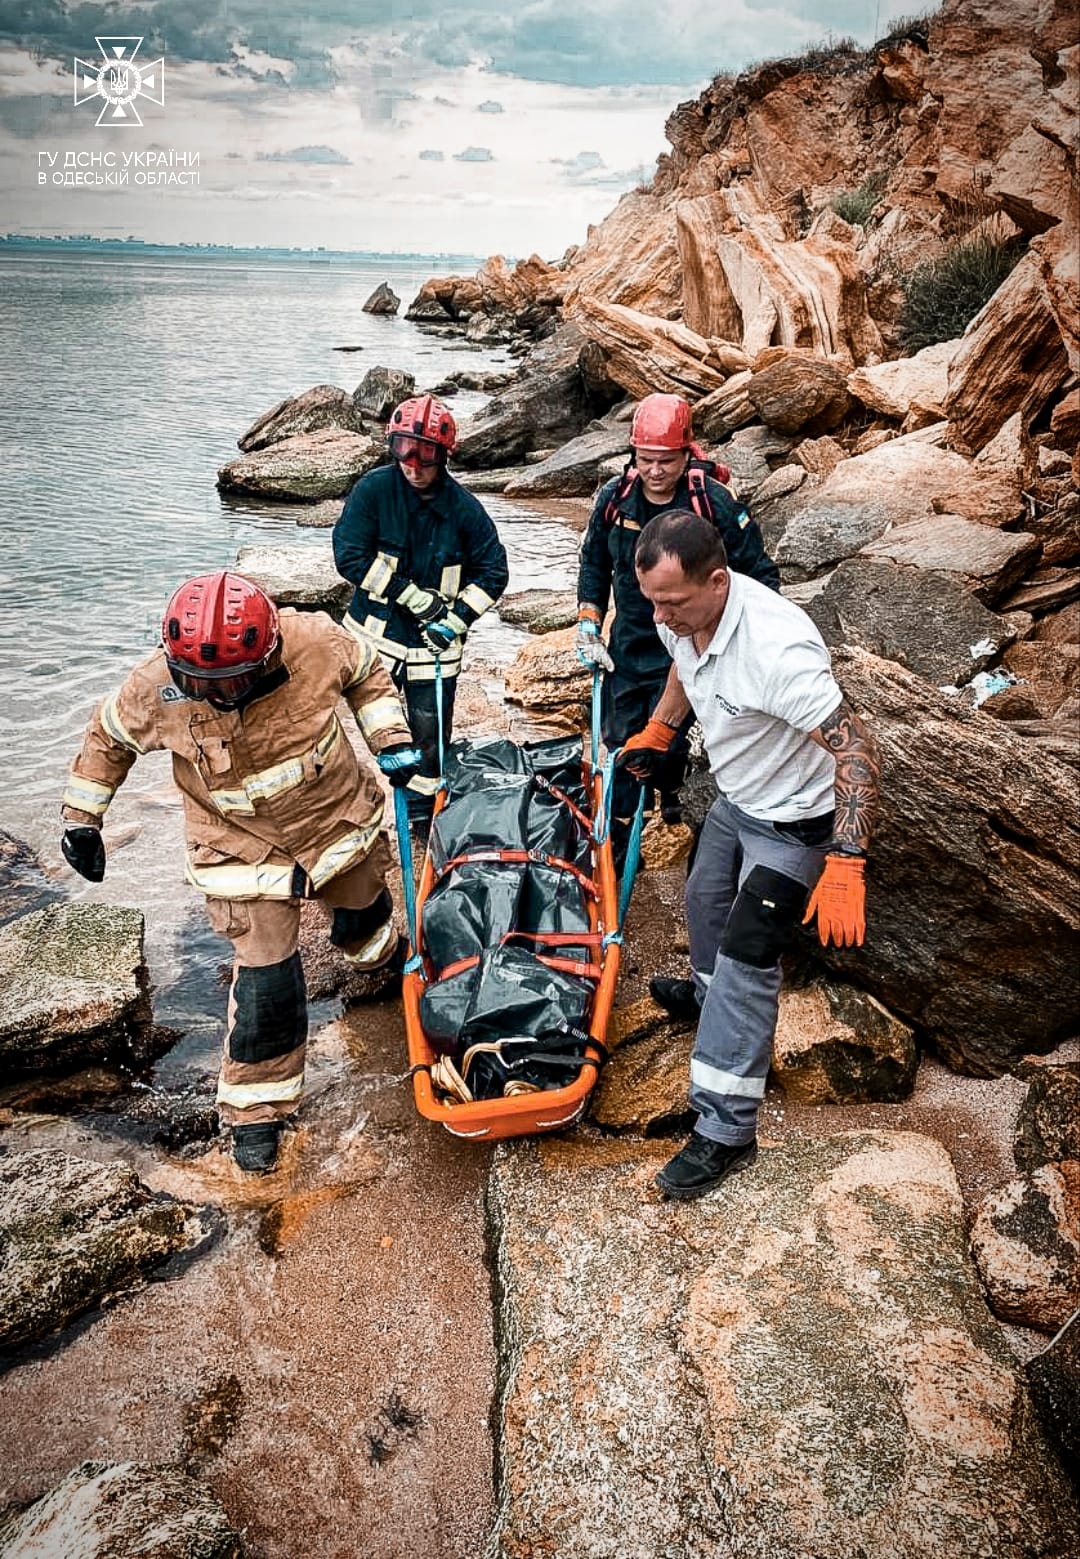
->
[576, 393, 779, 854]
[333, 395, 509, 822]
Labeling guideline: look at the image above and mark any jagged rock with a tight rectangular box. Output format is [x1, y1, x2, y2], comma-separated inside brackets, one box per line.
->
[1032, 173, 1080, 376]
[0, 1150, 204, 1349]
[235, 544, 351, 619]
[1051, 388, 1080, 448]
[988, 122, 1074, 236]
[588, 999, 693, 1134]
[503, 425, 629, 499]
[503, 626, 589, 729]
[768, 429, 996, 580]
[489, 1130, 1080, 1559]
[1014, 1066, 1080, 1172]
[930, 412, 1028, 528]
[1034, 597, 1080, 647]
[746, 352, 853, 434]
[945, 253, 1071, 455]
[497, 590, 578, 634]
[823, 649, 1080, 1075]
[405, 295, 452, 323]
[453, 325, 599, 468]
[996, 638, 1080, 719]
[970, 1162, 1080, 1333]
[0, 1460, 243, 1557]
[1026, 1321, 1080, 1489]
[847, 339, 959, 421]
[772, 981, 917, 1104]
[1002, 559, 1080, 614]
[567, 296, 726, 401]
[561, 192, 683, 318]
[0, 905, 153, 1077]
[216, 429, 383, 501]
[673, 192, 883, 362]
[362, 282, 400, 316]
[750, 464, 807, 513]
[352, 366, 415, 422]
[858, 513, 1040, 605]
[789, 434, 846, 479]
[713, 424, 796, 502]
[807, 557, 1031, 687]
[692, 370, 757, 439]
[294, 498, 345, 529]
[237, 385, 364, 453]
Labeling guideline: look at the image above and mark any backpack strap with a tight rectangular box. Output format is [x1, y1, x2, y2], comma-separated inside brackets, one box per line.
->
[602, 466, 639, 527]
[686, 465, 715, 523]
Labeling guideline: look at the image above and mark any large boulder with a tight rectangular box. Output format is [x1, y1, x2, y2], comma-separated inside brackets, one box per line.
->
[0, 1149, 205, 1349]
[0, 904, 153, 1077]
[352, 365, 415, 422]
[503, 626, 589, 730]
[488, 1130, 1080, 1559]
[216, 429, 384, 501]
[234, 543, 352, 619]
[970, 1161, 1080, 1332]
[857, 513, 1040, 605]
[745, 351, 853, 435]
[588, 998, 693, 1134]
[503, 424, 630, 499]
[821, 649, 1080, 1076]
[806, 557, 1032, 686]
[566, 296, 726, 401]
[496, 590, 578, 634]
[237, 385, 364, 453]
[453, 325, 599, 469]
[772, 980, 918, 1104]
[361, 281, 400, 316]
[0, 1461, 243, 1558]
[1013, 1065, 1080, 1171]
[847, 339, 960, 422]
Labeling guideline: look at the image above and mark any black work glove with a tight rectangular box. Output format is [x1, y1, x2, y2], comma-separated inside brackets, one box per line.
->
[61, 826, 106, 882]
[377, 742, 425, 790]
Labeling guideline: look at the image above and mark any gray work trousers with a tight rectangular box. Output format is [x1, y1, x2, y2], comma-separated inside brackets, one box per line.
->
[687, 794, 829, 1145]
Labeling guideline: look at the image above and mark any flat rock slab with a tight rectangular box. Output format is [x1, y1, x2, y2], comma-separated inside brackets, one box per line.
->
[847, 338, 959, 421]
[503, 425, 629, 499]
[0, 905, 152, 1077]
[235, 543, 351, 618]
[859, 512, 1039, 604]
[0, 1149, 204, 1349]
[238, 385, 363, 453]
[0, 1460, 241, 1557]
[497, 589, 577, 634]
[806, 558, 1031, 687]
[489, 1130, 1080, 1559]
[217, 429, 382, 501]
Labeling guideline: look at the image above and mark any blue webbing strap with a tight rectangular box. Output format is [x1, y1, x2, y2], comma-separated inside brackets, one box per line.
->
[435, 653, 446, 781]
[616, 784, 647, 933]
[392, 785, 424, 975]
[590, 664, 602, 771]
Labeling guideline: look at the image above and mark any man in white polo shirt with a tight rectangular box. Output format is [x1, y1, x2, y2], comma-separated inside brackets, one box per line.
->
[620, 509, 880, 1199]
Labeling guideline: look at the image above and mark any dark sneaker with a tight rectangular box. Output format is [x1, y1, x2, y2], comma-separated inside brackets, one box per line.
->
[655, 1133, 758, 1200]
[232, 1121, 283, 1174]
[649, 976, 701, 1023]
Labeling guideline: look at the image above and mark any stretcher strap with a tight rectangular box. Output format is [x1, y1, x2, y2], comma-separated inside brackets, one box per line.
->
[392, 786, 424, 975]
[590, 664, 602, 771]
[431, 947, 602, 982]
[434, 848, 598, 898]
[617, 784, 648, 932]
[532, 773, 592, 834]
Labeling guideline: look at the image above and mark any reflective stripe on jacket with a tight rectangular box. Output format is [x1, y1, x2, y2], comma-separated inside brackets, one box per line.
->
[62, 609, 412, 895]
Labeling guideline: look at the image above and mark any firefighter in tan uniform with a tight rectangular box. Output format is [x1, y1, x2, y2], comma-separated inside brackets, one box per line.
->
[60, 571, 422, 1173]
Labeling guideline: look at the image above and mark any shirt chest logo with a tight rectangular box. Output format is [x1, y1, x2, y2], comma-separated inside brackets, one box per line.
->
[714, 691, 742, 717]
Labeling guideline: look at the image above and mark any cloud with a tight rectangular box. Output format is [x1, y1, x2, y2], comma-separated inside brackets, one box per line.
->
[453, 145, 493, 162]
[257, 143, 351, 164]
[477, 98, 503, 112]
[418, 148, 445, 161]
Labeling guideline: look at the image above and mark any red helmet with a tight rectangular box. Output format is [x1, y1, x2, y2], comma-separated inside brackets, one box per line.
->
[630, 393, 693, 451]
[387, 394, 457, 466]
[162, 571, 280, 708]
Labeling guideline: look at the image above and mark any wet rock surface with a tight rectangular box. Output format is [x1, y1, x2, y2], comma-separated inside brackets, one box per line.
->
[237, 386, 364, 454]
[496, 589, 577, 634]
[0, 1460, 243, 1558]
[0, 831, 64, 930]
[0, 1149, 206, 1351]
[216, 429, 383, 501]
[488, 1130, 1080, 1559]
[0, 905, 154, 1078]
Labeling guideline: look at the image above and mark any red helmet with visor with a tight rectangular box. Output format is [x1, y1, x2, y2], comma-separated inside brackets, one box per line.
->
[162, 571, 280, 708]
[386, 394, 457, 468]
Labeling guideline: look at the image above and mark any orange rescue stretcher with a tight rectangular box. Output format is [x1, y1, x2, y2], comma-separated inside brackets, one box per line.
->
[394, 671, 643, 1142]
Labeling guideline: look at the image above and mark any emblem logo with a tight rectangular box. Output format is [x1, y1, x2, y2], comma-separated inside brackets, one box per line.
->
[73, 37, 165, 127]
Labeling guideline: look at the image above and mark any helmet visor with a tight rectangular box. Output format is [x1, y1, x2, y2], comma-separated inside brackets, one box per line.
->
[388, 432, 444, 468]
[165, 657, 267, 709]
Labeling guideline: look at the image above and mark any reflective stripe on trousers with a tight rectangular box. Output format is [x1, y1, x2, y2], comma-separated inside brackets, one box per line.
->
[687, 794, 827, 1146]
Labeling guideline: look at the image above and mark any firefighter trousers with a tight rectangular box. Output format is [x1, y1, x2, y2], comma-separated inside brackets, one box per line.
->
[205, 834, 394, 1125]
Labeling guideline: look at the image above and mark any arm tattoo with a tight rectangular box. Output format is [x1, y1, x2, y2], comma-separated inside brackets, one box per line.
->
[816, 699, 880, 851]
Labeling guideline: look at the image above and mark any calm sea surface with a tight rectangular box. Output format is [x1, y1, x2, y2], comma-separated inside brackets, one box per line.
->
[0, 249, 579, 1050]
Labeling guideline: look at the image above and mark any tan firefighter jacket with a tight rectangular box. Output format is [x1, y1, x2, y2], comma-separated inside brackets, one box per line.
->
[61, 609, 413, 900]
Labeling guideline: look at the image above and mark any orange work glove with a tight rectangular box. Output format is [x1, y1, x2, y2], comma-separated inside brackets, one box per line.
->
[617, 719, 678, 781]
[803, 853, 866, 948]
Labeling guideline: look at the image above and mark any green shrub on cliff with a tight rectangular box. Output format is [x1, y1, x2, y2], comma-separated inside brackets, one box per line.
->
[898, 229, 1025, 352]
[831, 173, 886, 227]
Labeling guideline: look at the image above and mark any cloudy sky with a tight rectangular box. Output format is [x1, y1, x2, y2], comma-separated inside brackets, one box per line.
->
[0, 1, 916, 258]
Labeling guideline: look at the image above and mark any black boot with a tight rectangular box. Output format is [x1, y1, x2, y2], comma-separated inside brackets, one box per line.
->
[649, 976, 701, 1023]
[232, 1121, 283, 1174]
[655, 1132, 758, 1200]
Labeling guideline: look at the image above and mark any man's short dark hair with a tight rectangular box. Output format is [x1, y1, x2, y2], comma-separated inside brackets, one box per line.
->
[635, 510, 728, 581]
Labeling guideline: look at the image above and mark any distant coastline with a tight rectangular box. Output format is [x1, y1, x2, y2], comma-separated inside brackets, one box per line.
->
[0, 234, 490, 266]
